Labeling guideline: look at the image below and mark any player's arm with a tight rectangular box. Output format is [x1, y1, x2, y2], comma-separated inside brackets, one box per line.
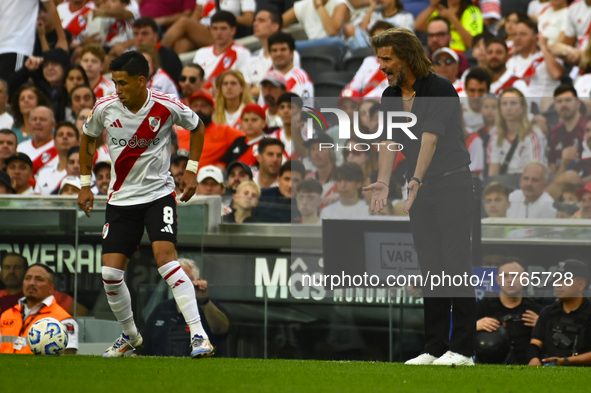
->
[179, 119, 205, 202]
[78, 133, 98, 217]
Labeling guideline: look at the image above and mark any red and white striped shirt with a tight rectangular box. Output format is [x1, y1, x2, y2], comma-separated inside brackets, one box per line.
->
[57, 0, 95, 40]
[488, 126, 547, 174]
[506, 50, 560, 97]
[147, 69, 179, 98]
[282, 66, 314, 104]
[564, 0, 591, 49]
[192, 43, 250, 90]
[341, 56, 388, 98]
[83, 89, 200, 205]
[94, 75, 116, 99]
[17, 139, 58, 176]
[490, 69, 529, 96]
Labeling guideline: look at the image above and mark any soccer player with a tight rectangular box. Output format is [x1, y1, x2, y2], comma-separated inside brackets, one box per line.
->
[77, 51, 213, 358]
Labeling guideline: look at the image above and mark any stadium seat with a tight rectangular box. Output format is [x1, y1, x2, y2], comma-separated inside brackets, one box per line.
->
[299, 45, 345, 68]
[343, 47, 375, 73]
[301, 55, 337, 76]
[314, 71, 355, 97]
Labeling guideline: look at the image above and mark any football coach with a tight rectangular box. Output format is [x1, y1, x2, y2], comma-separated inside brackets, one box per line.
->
[364, 28, 475, 366]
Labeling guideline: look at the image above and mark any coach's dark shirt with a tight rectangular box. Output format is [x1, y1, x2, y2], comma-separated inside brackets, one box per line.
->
[381, 72, 470, 180]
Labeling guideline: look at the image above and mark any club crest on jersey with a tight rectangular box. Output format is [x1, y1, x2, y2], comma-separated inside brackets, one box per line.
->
[103, 223, 109, 239]
[149, 116, 162, 132]
[223, 56, 232, 68]
[41, 152, 52, 163]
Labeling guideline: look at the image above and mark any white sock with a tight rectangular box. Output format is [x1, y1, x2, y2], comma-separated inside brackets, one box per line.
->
[158, 261, 208, 339]
[102, 266, 137, 338]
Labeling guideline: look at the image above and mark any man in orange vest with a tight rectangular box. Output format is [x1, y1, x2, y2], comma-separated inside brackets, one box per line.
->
[0, 264, 78, 354]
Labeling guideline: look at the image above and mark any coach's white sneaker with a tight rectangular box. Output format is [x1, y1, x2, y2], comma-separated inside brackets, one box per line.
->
[103, 331, 143, 358]
[432, 351, 474, 366]
[404, 353, 438, 365]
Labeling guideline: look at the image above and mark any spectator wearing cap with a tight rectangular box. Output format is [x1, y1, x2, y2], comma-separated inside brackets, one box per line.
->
[59, 176, 81, 196]
[93, 160, 111, 195]
[179, 64, 205, 100]
[170, 149, 190, 197]
[223, 180, 260, 223]
[0, 170, 16, 194]
[432, 48, 463, 94]
[506, 162, 557, 219]
[34, 121, 79, 195]
[196, 166, 225, 196]
[424, 17, 469, 77]
[0, 129, 18, 171]
[5, 153, 34, 195]
[270, 93, 303, 161]
[17, 106, 58, 176]
[304, 133, 338, 199]
[213, 70, 253, 129]
[256, 160, 305, 223]
[259, 70, 287, 129]
[294, 178, 323, 224]
[319, 162, 369, 219]
[253, 138, 284, 189]
[221, 104, 267, 167]
[574, 182, 591, 219]
[178, 89, 244, 167]
[528, 260, 591, 366]
[0, 80, 14, 130]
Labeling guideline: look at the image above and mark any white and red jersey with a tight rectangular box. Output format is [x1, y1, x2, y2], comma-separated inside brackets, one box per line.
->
[269, 128, 291, 161]
[488, 127, 547, 174]
[57, 0, 95, 40]
[34, 164, 67, 195]
[283, 66, 314, 103]
[147, 69, 178, 98]
[574, 73, 591, 98]
[506, 50, 561, 97]
[83, 89, 200, 206]
[243, 48, 301, 86]
[94, 75, 116, 99]
[192, 43, 250, 89]
[17, 139, 58, 175]
[564, 0, 591, 49]
[538, 4, 568, 45]
[105, 18, 133, 47]
[466, 133, 484, 177]
[340, 56, 388, 99]
[453, 79, 465, 95]
[93, 144, 110, 166]
[490, 69, 529, 96]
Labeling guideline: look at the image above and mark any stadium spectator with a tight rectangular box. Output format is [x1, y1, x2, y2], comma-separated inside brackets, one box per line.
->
[475, 257, 541, 364]
[553, 0, 591, 64]
[466, 33, 493, 73]
[537, 0, 568, 45]
[223, 180, 260, 223]
[463, 68, 491, 134]
[63, 65, 90, 96]
[195, 0, 256, 34]
[507, 18, 563, 98]
[57, 0, 95, 43]
[424, 17, 469, 76]
[479, 0, 501, 35]
[477, 94, 498, 151]
[506, 162, 557, 219]
[10, 85, 52, 144]
[268, 32, 314, 104]
[65, 146, 81, 178]
[68, 86, 96, 125]
[528, 260, 591, 366]
[221, 104, 266, 166]
[304, 133, 337, 199]
[485, 39, 527, 95]
[17, 106, 58, 176]
[254, 138, 284, 188]
[483, 181, 511, 218]
[75, 108, 92, 135]
[59, 176, 82, 196]
[343, 137, 378, 180]
[83, 0, 135, 50]
[34, 1, 74, 56]
[325, 98, 360, 165]
[0, 80, 14, 129]
[415, 0, 483, 51]
[432, 48, 463, 93]
[0, 129, 18, 171]
[191, 12, 251, 90]
[554, 201, 580, 218]
[0, 0, 67, 80]
[560, 183, 580, 204]
[93, 160, 111, 195]
[179, 65, 205, 100]
[34, 121, 79, 195]
[225, 161, 253, 194]
[213, 70, 253, 128]
[138, 258, 229, 357]
[488, 88, 546, 176]
[5, 153, 34, 195]
[138, 45, 178, 97]
[170, 149, 189, 196]
[576, 182, 591, 219]
[0, 264, 78, 354]
[196, 165, 225, 196]
[0, 170, 15, 195]
[80, 44, 116, 99]
[256, 160, 304, 223]
[181, 90, 244, 167]
[294, 178, 323, 224]
[271, 92, 303, 161]
[259, 71, 287, 129]
[320, 162, 368, 219]
[341, 21, 394, 99]
[343, 0, 414, 50]
[548, 85, 586, 173]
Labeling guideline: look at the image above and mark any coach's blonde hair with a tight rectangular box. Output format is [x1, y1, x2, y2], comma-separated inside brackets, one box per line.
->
[495, 87, 532, 147]
[213, 70, 253, 125]
[371, 28, 433, 79]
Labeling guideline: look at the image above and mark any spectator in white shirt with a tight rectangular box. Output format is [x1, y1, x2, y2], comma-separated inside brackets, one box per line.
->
[507, 161, 557, 219]
[0, 79, 14, 130]
[320, 162, 369, 219]
[138, 45, 179, 97]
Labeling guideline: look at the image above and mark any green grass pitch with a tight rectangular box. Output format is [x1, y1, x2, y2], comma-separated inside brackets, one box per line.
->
[1, 355, 587, 393]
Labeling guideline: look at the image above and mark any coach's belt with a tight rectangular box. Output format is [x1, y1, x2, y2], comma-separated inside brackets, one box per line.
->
[420, 166, 469, 186]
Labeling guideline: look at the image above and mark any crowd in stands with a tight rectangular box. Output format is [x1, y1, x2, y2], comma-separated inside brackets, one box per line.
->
[1, 0, 591, 223]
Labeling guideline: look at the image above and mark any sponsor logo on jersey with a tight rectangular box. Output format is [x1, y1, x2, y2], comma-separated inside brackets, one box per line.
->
[148, 116, 162, 132]
[102, 223, 109, 239]
[111, 135, 160, 148]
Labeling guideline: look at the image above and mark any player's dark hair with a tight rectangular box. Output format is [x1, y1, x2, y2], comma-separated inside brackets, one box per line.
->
[55, 121, 80, 140]
[499, 256, 527, 272]
[211, 11, 237, 28]
[256, 8, 282, 28]
[336, 162, 365, 183]
[281, 159, 305, 178]
[110, 51, 150, 79]
[297, 178, 322, 195]
[67, 146, 80, 159]
[1, 252, 28, 268]
[428, 16, 451, 32]
[369, 21, 394, 37]
[183, 63, 205, 80]
[26, 263, 55, 281]
[259, 138, 285, 155]
[133, 17, 159, 33]
[268, 32, 296, 52]
[465, 67, 492, 90]
[485, 37, 508, 52]
[553, 84, 578, 98]
[516, 18, 538, 35]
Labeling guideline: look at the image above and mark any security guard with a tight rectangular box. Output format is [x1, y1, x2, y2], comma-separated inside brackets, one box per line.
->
[528, 260, 591, 366]
[0, 264, 78, 354]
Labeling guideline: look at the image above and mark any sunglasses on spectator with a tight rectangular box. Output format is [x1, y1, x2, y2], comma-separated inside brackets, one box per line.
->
[433, 58, 456, 66]
[428, 32, 448, 39]
[180, 76, 199, 83]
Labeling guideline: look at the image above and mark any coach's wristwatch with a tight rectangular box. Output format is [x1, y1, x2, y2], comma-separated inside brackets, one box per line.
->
[410, 177, 422, 188]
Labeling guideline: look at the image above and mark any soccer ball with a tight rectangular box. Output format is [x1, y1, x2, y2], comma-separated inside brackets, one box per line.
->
[27, 317, 69, 355]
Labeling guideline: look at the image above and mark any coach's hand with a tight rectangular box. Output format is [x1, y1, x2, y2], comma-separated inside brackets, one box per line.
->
[78, 187, 94, 218]
[180, 170, 197, 202]
[363, 181, 389, 213]
[403, 181, 419, 214]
